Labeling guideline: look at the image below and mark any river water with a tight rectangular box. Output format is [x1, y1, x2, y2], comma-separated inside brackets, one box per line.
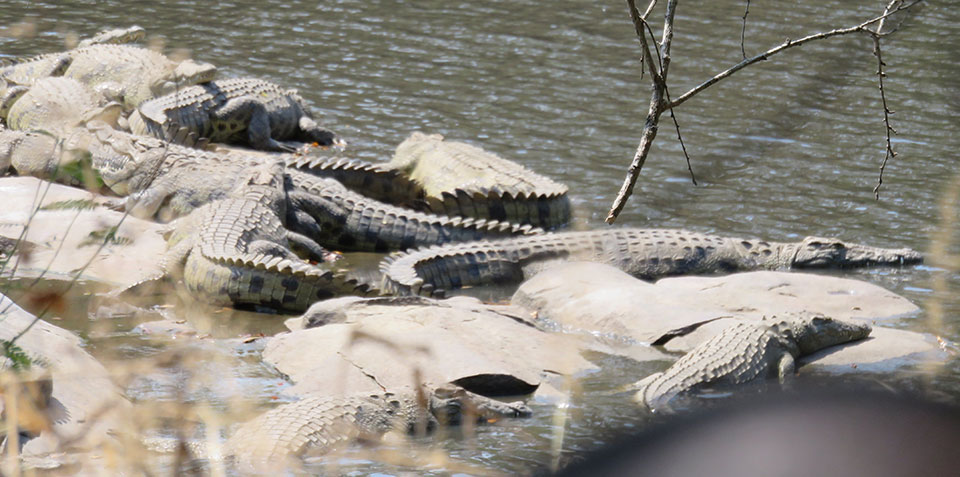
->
[1, 0, 958, 474]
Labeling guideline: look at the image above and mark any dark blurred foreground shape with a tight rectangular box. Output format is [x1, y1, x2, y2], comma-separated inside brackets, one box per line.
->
[554, 389, 960, 477]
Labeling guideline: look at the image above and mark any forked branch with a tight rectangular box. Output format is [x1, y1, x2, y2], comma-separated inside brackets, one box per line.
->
[606, 0, 923, 223]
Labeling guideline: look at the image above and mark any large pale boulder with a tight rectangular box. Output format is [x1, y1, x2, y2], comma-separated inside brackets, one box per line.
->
[512, 262, 945, 372]
[0, 294, 129, 461]
[267, 296, 668, 400]
[0, 176, 166, 286]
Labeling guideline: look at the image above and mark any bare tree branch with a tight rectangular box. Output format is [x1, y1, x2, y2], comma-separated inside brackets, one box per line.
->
[641, 0, 659, 19]
[873, 0, 904, 198]
[740, 0, 751, 59]
[667, 0, 921, 110]
[606, 0, 923, 223]
[608, 0, 678, 223]
[640, 13, 697, 186]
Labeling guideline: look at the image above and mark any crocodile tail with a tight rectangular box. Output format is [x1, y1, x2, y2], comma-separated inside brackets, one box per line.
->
[288, 174, 541, 253]
[186, 252, 375, 312]
[379, 241, 525, 297]
[284, 154, 425, 206]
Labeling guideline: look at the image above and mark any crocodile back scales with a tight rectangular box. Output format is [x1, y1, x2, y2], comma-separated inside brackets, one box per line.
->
[136, 78, 306, 143]
[379, 228, 786, 296]
[6, 77, 107, 132]
[391, 132, 570, 228]
[288, 172, 541, 253]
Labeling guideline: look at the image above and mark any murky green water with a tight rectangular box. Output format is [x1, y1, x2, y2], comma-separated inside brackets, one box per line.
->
[1, 0, 958, 474]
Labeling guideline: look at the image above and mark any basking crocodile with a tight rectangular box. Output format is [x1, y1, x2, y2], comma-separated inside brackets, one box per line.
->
[389, 132, 571, 229]
[380, 228, 924, 296]
[2, 41, 214, 111]
[64, 123, 539, 253]
[0, 24, 144, 87]
[3, 77, 121, 134]
[286, 171, 541, 253]
[0, 25, 146, 82]
[633, 314, 872, 410]
[62, 44, 216, 109]
[129, 78, 341, 151]
[144, 384, 531, 470]
[76, 25, 146, 48]
[156, 159, 372, 312]
[0, 129, 70, 181]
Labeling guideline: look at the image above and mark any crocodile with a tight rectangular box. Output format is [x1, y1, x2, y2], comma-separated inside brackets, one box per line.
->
[380, 228, 924, 297]
[61, 123, 539, 253]
[1, 42, 215, 111]
[286, 171, 541, 253]
[76, 25, 146, 48]
[633, 314, 872, 410]
[389, 131, 571, 229]
[3, 77, 122, 134]
[155, 159, 372, 312]
[129, 78, 341, 151]
[0, 52, 72, 86]
[63, 44, 216, 109]
[0, 26, 145, 80]
[0, 129, 73, 181]
[143, 384, 531, 470]
[70, 123, 418, 222]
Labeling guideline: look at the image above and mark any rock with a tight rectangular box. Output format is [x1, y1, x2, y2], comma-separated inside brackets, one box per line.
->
[798, 326, 949, 374]
[512, 262, 943, 373]
[0, 294, 129, 461]
[268, 296, 669, 400]
[0, 176, 166, 287]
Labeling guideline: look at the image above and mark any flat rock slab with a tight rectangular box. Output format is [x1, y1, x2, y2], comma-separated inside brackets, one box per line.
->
[798, 326, 949, 374]
[0, 294, 129, 458]
[0, 177, 166, 287]
[512, 262, 944, 372]
[267, 296, 668, 400]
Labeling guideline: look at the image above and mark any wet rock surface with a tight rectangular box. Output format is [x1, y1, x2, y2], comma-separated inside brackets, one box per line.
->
[269, 295, 669, 400]
[0, 294, 129, 460]
[512, 262, 945, 372]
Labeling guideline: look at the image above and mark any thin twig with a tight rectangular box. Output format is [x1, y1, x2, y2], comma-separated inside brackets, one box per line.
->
[608, 0, 678, 223]
[640, 16, 697, 186]
[740, 0, 751, 59]
[666, 90, 696, 185]
[641, 0, 658, 19]
[667, 0, 922, 109]
[873, 0, 903, 198]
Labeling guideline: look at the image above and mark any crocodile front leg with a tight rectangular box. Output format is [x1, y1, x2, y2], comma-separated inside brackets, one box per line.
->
[297, 116, 340, 147]
[285, 230, 338, 263]
[214, 96, 292, 152]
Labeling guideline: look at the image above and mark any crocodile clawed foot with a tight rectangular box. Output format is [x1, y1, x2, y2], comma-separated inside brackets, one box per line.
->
[322, 250, 343, 263]
[100, 197, 127, 212]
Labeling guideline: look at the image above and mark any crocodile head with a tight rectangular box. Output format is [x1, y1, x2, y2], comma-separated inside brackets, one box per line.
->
[0, 84, 28, 121]
[77, 25, 146, 48]
[232, 159, 287, 214]
[75, 121, 164, 194]
[428, 384, 533, 425]
[789, 236, 923, 268]
[148, 59, 217, 99]
[774, 315, 872, 355]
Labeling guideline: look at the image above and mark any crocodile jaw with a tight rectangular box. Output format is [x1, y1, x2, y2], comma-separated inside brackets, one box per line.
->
[777, 315, 873, 355]
[150, 60, 217, 96]
[789, 236, 923, 268]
